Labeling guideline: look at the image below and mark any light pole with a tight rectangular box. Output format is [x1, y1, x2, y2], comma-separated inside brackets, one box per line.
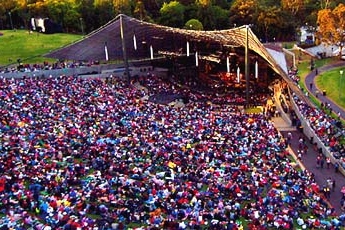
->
[26, 0, 31, 31]
[79, 18, 84, 35]
[245, 25, 250, 107]
[340, 70, 344, 99]
[8, 12, 13, 30]
[120, 15, 130, 85]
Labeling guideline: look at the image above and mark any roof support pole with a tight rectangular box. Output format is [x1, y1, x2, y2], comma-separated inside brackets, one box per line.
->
[120, 14, 131, 85]
[245, 25, 250, 107]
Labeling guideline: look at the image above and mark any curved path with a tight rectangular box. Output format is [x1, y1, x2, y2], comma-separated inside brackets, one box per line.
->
[305, 61, 345, 119]
[287, 60, 345, 215]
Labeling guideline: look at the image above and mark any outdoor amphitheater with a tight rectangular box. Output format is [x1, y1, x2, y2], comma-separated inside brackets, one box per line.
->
[1, 15, 345, 230]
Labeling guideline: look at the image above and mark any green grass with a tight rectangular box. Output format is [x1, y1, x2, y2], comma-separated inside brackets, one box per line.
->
[0, 29, 82, 66]
[296, 53, 345, 134]
[315, 67, 345, 108]
[295, 53, 334, 106]
[245, 107, 262, 114]
[282, 42, 295, 49]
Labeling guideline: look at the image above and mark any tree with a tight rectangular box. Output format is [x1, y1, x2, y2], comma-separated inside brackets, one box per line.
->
[185, 18, 203, 30]
[94, 0, 115, 27]
[159, 1, 185, 28]
[281, 0, 305, 17]
[15, 0, 31, 29]
[229, 0, 257, 26]
[0, 0, 16, 29]
[113, 0, 133, 15]
[75, 0, 95, 33]
[141, 0, 161, 18]
[184, 2, 198, 21]
[44, 0, 80, 32]
[276, 9, 301, 41]
[304, 0, 319, 26]
[179, 0, 195, 5]
[196, 0, 216, 30]
[317, 3, 345, 57]
[213, 0, 231, 9]
[134, 0, 151, 21]
[196, 0, 212, 7]
[0, 0, 16, 13]
[319, 0, 334, 9]
[212, 5, 230, 29]
[25, 0, 49, 19]
[257, 6, 281, 42]
[281, 0, 306, 25]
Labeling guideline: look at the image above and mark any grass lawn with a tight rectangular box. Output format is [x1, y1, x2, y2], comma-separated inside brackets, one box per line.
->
[315, 67, 345, 109]
[294, 51, 345, 110]
[293, 48, 345, 130]
[0, 30, 82, 66]
[292, 49, 335, 106]
[245, 107, 262, 114]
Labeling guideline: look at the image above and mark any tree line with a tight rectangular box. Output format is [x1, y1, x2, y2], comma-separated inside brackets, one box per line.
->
[1, 0, 345, 44]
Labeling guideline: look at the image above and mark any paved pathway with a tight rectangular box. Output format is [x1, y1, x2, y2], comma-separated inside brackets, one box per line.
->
[273, 115, 344, 214]
[280, 130, 345, 215]
[273, 61, 345, 215]
[305, 61, 345, 120]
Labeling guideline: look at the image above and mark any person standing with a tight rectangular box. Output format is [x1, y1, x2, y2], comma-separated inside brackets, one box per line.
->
[287, 132, 292, 145]
[335, 162, 339, 173]
[316, 155, 321, 169]
[320, 157, 325, 169]
[326, 157, 331, 169]
[323, 186, 330, 199]
[297, 151, 302, 161]
[327, 178, 333, 190]
[332, 179, 336, 192]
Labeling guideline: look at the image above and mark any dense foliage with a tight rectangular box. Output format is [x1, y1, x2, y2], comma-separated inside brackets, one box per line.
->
[1, 0, 345, 42]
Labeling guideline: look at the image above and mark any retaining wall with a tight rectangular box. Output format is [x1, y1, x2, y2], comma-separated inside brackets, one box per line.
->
[290, 95, 345, 176]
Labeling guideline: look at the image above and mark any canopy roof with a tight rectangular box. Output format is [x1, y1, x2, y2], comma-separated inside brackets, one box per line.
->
[46, 15, 287, 74]
[45, 14, 309, 100]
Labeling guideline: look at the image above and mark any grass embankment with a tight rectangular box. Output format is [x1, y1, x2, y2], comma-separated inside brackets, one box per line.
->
[292, 48, 345, 142]
[316, 67, 345, 109]
[0, 30, 82, 66]
[297, 55, 345, 112]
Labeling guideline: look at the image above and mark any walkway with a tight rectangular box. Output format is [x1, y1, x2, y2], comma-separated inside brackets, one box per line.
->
[273, 113, 344, 214]
[305, 61, 345, 120]
[304, 61, 345, 214]
[273, 61, 345, 215]
[280, 129, 345, 215]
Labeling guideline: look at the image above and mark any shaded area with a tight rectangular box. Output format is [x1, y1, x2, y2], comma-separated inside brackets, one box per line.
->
[148, 93, 186, 105]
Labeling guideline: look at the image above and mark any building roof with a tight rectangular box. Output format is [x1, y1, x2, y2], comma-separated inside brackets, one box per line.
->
[45, 14, 304, 94]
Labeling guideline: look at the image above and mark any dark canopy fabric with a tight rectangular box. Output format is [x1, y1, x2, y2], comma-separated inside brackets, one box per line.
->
[45, 15, 283, 74]
[45, 14, 306, 96]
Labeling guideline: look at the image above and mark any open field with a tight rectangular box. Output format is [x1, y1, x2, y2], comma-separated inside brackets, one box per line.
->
[291, 49, 334, 106]
[316, 67, 345, 109]
[0, 30, 82, 66]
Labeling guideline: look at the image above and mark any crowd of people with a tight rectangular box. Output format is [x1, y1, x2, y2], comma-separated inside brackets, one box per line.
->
[0, 73, 344, 229]
[0, 60, 98, 74]
[287, 70, 345, 169]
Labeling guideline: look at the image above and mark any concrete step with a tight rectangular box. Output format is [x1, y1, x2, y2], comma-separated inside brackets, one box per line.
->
[271, 116, 296, 131]
[276, 126, 297, 131]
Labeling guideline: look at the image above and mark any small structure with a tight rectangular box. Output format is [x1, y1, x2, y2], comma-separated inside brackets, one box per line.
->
[300, 25, 315, 45]
[30, 18, 62, 34]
